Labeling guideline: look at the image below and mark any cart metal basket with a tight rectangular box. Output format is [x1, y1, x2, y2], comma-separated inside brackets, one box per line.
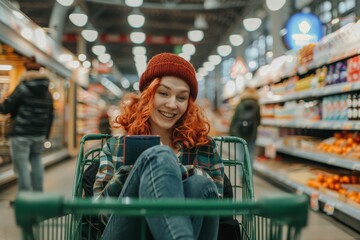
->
[15, 134, 308, 240]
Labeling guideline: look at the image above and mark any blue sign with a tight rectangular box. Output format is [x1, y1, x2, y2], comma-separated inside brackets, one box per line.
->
[284, 12, 323, 50]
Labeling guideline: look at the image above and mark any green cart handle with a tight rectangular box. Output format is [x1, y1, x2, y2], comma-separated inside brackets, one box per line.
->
[15, 192, 308, 229]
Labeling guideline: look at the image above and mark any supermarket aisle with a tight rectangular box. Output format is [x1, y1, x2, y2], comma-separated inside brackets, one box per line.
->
[0, 157, 359, 240]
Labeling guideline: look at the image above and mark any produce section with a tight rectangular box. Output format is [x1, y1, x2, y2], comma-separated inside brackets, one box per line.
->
[254, 21, 360, 231]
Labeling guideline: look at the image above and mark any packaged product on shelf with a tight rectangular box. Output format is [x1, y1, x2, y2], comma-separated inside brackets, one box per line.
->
[316, 131, 359, 156]
[306, 171, 360, 205]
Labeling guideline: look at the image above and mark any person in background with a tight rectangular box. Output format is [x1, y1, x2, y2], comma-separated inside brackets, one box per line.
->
[229, 86, 261, 165]
[0, 56, 53, 200]
[93, 53, 224, 240]
[98, 109, 111, 135]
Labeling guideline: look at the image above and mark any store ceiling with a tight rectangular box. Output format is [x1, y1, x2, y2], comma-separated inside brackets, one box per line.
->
[14, 0, 261, 77]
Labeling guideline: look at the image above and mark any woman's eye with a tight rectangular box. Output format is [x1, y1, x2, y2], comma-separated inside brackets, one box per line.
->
[177, 96, 187, 101]
[159, 91, 168, 96]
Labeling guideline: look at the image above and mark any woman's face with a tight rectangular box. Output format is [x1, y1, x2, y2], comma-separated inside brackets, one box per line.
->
[150, 76, 190, 133]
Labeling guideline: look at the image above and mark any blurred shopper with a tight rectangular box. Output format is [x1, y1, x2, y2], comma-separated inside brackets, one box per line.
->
[94, 53, 224, 240]
[0, 56, 53, 197]
[98, 109, 111, 135]
[229, 86, 261, 164]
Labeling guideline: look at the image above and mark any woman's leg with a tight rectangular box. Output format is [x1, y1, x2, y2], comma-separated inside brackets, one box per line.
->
[183, 174, 219, 240]
[10, 136, 32, 191]
[101, 145, 194, 240]
[29, 136, 45, 191]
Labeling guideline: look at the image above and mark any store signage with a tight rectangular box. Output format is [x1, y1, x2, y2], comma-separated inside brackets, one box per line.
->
[63, 33, 189, 45]
[284, 12, 323, 50]
[230, 57, 248, 79]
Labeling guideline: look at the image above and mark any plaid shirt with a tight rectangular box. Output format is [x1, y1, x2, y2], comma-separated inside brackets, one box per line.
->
[93, 136, 224, 199]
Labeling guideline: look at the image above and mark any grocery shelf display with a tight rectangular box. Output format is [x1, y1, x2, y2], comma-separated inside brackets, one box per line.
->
[254, 21, 360, 232]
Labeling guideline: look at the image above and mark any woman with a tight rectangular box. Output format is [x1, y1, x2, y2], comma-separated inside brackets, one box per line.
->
[94, 53, 224, 240]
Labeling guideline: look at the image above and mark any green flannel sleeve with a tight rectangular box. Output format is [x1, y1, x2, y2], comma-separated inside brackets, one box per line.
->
[197, 139, 224, 197]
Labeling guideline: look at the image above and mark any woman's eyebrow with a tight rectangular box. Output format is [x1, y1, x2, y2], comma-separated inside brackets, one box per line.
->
[159, 84, 190, 94]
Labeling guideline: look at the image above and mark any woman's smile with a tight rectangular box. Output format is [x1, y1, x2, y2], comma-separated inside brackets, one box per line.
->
[158, 110, 177, 119]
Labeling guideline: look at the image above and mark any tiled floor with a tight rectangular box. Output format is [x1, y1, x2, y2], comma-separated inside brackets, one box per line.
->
[0, 157, 359, 239]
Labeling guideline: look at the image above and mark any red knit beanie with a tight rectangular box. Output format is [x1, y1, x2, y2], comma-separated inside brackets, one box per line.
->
[139, 53, 198, 100]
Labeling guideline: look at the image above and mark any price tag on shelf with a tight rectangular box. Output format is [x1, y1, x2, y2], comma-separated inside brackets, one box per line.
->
[341, 84, 352, 92]
[327, 157, 336, 165]
[265, 143, 277, 159]
[342, 122, 353, 130]
[320, 122, 330, 129]
[352, 163, 360, 171]
[296, 187, 304, 195]
[324, 201, 335, 215]
[310, 192, 319, 211]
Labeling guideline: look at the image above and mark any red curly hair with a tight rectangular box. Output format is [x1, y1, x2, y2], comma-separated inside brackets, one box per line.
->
[113, 78, 210, 149]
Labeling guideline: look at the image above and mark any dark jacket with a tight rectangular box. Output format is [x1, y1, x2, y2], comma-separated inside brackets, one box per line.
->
[0, 71, 54, 138]
[229, 87, 261, 142]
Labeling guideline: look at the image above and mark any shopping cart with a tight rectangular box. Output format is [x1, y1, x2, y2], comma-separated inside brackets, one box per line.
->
[15, 134, 309, 240]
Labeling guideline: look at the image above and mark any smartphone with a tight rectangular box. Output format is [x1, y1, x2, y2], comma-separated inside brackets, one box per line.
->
[123, 135, 160, 165]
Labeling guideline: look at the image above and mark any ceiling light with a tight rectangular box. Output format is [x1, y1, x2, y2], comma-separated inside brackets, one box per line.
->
[92, 45, 106, 55]
[198, 67, 208, 77]
[81, 28, 98, 42]
[121, 78, 131, 89]
[98, 53, 111, 63]
[130, 31, 146, 44]
[208, 55, 222, 65]
[182, 43, 196, 56]
[12, 10, 25, 20]
[68, 60, 80, 68]
[243, 18, 262, 32]
[128, 9, 145, 28]
[203, 62, 215, 72]
[82, 60, 91, 68]
[187, 30, 204, 42]
[133, 82, 140, 90]
[58, 53, 73, 62]
[78, 54, 86, 61]
[229, 34, 244, 46]
[125, 0, 143, 7]
[69, 7, 88, 27]
[194, 15, 208, 29]
[21, 27, 33, 40]
[204, 0, 220, 9]
[179, 53, 191, 61]
[217, 45, 232, 57]
[56, 0, 74, 7]
[134, 54, 147, 63]
[132, 46, 146, 55]
[266, 0, 286, 11]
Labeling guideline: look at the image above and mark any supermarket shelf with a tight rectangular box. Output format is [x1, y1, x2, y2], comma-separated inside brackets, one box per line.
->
[260, 81, 360, 104]
[253, 161, 360, 222]
[256, 138, 360, 171]
[261, 118, 360, 130]
[0, 148, 69, 187]
[297, 48, 360, 75]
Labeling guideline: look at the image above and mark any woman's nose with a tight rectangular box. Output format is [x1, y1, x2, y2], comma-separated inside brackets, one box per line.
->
[165, 96, 177, 108]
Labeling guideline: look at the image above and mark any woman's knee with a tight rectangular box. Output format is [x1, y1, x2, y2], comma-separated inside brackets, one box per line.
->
[135, 145, 180, 175]
[184, 175, 218, 199]
[139, 145, 177, 164]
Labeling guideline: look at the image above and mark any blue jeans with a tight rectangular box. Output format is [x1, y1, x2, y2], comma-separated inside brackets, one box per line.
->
[101, 145, 219, 240]
[10, 136, 45, 191]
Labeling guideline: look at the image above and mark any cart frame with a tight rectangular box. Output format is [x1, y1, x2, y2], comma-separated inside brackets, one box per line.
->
[15, 134, 308, 240]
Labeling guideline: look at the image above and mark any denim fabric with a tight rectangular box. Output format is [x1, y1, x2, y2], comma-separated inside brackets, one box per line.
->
[10, 136, 45, 191]
[101, 145, 219, 240]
